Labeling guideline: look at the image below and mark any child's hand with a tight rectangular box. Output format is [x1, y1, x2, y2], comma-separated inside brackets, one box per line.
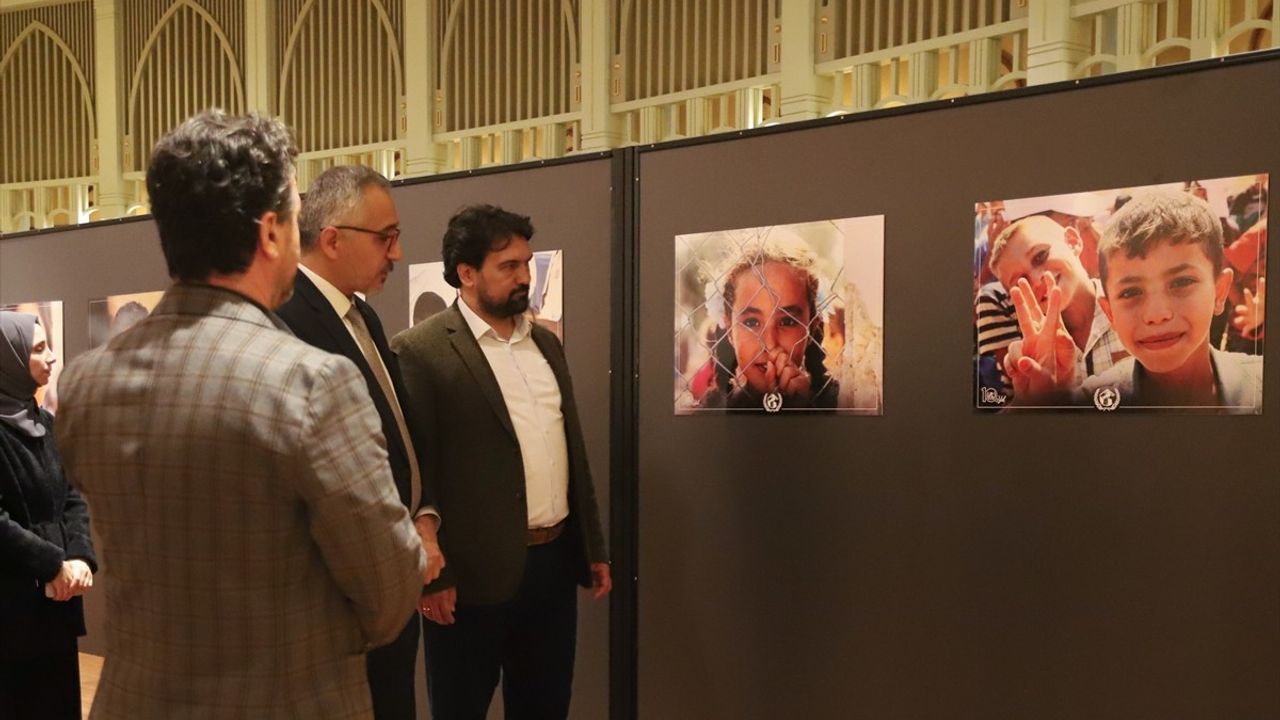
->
[765, 347, 811, 400]
[1232, 276, 1265, 339]
[1004, 275, 1078, 403]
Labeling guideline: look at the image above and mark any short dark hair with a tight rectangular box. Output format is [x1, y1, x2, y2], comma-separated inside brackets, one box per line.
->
[299, 165, 391, 251]
[146, 109, 298, 282]
[1098, 188, 1224, 290]
[441, 204, 534, 288]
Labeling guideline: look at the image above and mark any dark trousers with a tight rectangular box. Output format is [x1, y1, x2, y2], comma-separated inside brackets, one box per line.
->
[0, 637, 82, 720]
[368, 610, 421, 720]
[423, 533, 579, 720]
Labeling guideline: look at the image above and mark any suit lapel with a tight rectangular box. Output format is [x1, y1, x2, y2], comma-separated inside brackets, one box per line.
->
[445, 305, 518, 443]
[294, 273, 366, 361]
[295, 274, 410, 465]
[531, 327, 572, 407]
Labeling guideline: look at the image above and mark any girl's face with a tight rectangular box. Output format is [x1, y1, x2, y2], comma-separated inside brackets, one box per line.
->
[28, 322, 56, 389]
[727, 261, 812, 394]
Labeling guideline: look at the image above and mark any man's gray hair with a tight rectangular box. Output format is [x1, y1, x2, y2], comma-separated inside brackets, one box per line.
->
[299, 165, 391, 251]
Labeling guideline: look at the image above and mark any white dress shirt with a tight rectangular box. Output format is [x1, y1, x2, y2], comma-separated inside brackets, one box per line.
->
[457, 297, 570, 528]
[298, 264, 437, 523]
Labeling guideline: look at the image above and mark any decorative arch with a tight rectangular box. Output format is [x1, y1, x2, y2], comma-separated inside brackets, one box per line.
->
[930, 84, 969, 100]
[1140, 37, 1192, 66]
[1218, 19, 1272, 49]
[1073, 53, 1119, 79]
[278, 0, 403, 151]
[438, 0, 580, 131]
[11, 211, 37, 232]
[125, 0, 245, 171]
[874, 96, 909, 109]
[991, 71, 1027, 91]
[0, 22, 95, 182]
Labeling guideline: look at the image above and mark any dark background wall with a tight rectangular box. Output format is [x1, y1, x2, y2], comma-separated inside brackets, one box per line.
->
[634, 57, 1278, 718]
[0, 158, 615, 720]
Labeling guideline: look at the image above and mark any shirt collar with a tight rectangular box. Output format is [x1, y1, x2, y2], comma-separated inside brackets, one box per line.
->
[300, 264, 354, 319]
[457, 295, 530, 343]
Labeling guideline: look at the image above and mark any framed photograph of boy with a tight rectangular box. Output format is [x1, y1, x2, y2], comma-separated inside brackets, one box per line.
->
[88, 290, 165, 350]
[407, 249, 564, 341]
[973, 174, 1267, 413]
[674, 216, 885, 415]
[0, 300, 64, 414]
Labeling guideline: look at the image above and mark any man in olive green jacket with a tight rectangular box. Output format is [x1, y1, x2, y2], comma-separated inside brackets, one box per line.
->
[392, 204, 609, 719]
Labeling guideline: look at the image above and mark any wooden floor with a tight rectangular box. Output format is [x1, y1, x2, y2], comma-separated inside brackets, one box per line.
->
[79, 653, 103, 719]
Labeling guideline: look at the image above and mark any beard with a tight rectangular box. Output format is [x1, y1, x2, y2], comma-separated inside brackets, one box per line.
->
[479, 284, 530, 318]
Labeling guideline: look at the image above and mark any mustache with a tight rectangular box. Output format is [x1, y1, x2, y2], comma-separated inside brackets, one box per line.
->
[510, 284, 530, 298]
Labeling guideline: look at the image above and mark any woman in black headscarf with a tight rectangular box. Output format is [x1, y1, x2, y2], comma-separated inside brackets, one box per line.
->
[0, 310, 97, 718]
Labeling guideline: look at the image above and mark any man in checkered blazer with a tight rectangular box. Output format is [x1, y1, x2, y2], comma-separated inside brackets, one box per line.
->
[55, 110, 429, 719]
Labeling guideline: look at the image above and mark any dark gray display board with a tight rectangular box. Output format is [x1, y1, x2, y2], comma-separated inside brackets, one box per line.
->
[0, 157, 615, 720]
[635, 57, 1278, 719]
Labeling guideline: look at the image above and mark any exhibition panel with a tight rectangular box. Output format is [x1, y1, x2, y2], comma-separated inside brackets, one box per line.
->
[634, 54, 1278, 719]
[0, 156, 616, 720]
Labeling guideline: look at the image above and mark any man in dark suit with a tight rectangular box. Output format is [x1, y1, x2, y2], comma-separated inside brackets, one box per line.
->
[391, 204, 610, 720]
[277, 165, 445, 720]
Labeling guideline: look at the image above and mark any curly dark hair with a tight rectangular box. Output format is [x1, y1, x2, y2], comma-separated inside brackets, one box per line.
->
[146, 109, 298, 282]
[441, 204, 535, 288]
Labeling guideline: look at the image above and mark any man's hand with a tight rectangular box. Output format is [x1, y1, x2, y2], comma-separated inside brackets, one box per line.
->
[1004, 275, 1079, 403]
[46, 559, 93, 601]
[1232, 276, 1265, 339]
[414, 515, 446, 585]
[419, 587, 457, 625]
[589, 562, 612, 600]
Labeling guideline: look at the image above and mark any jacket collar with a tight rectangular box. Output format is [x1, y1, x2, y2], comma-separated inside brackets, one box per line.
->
[153, 283, 291, 334]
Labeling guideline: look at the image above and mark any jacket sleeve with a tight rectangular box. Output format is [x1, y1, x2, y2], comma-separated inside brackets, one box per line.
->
[296, 355, 428, 648]
[390, 331, 457, 594]
[0, 449, 66, 582]
[60, 483, 97, 572]
[43, 413, 98, 573]
[545, 335, 609, 565]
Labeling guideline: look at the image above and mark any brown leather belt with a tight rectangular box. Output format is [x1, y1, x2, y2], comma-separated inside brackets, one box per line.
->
[526, 519, 566, 546]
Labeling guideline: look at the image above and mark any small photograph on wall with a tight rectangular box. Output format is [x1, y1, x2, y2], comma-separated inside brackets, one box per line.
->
[674, 216, 885, 415]
[408, 249, 565, 341]
[973, 174, 1267, 413]
[0, 301, 64, 414]
[88, 290, 165, 349]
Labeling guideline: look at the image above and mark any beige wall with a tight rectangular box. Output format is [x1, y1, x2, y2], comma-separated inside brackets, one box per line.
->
[1, 0, 1277, 232]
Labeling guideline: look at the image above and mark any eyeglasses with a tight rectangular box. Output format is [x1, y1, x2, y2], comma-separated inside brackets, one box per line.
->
[333, 225, 401, 245]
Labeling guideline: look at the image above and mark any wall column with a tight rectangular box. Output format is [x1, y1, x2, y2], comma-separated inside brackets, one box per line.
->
[92, 0, 127, 218]
[1026, 0, 1090, 84]
[403, 0, 445, 176]
[577, 0, 621, 151]
[779, 0, 832, 121]
[243, 0, 275, 114]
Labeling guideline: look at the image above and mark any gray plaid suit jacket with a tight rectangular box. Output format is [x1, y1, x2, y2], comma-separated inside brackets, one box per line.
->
[55, 284, 427, 720]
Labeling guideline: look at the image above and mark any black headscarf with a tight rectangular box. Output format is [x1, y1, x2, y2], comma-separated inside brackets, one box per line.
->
[0, 310, 45, 438]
